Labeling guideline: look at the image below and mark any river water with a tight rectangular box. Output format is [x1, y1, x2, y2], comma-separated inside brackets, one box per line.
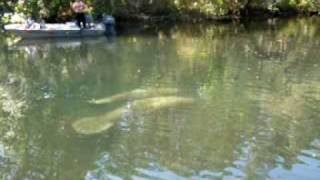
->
[0, 18, 320, 180]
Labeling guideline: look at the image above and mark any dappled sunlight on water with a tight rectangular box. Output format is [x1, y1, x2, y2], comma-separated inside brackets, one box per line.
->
[0, 18, 320, 179]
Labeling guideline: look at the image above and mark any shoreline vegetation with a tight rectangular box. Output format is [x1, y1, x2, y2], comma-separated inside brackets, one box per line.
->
[1, 0, 320, 25]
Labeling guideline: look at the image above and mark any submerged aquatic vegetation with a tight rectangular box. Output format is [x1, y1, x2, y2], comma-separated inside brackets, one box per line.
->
[73, 96, 194, 135]
[88, 88, 180, 105]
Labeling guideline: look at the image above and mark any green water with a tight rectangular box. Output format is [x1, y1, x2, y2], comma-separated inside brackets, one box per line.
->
[1, 18, 320, 180]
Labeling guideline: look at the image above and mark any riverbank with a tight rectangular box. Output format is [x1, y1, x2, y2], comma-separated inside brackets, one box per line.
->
[113, 8, 319, 24]
[2, 0, 320, 25]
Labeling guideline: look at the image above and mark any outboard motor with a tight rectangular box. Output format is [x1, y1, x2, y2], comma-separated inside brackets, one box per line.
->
[103, 15, 116, 36]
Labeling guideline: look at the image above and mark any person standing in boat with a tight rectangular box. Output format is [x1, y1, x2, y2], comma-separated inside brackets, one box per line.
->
[72, 0, 87, 28]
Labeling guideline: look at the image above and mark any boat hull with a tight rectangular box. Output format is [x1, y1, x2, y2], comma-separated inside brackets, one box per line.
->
[7, 29, 105, 39]
[4, 23, 106, 39]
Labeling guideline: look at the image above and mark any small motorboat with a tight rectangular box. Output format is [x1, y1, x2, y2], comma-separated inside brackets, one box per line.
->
[4, 16, 116, 39]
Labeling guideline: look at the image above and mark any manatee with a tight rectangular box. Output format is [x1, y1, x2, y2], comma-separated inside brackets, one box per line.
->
[72, 108, 124, 135]
[88, 88, 180, 105]
[73, 96, 194, 135]
[130, 96, 194, 112]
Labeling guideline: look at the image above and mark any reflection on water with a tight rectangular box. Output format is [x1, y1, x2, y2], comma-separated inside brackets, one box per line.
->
[1, 18, 320, 179]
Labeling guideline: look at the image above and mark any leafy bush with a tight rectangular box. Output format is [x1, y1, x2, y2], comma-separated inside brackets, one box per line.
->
[1, 0, 320, 22]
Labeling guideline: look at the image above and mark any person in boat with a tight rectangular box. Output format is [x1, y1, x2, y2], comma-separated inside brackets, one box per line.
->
[72, 0, 87, 28]
[24, 17, 36, 29]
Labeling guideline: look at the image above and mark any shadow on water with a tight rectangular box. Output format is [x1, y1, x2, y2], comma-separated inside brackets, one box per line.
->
[0, 17, 320, 179]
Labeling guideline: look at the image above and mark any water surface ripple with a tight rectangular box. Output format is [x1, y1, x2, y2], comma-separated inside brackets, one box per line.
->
[0, 18, 320, 179]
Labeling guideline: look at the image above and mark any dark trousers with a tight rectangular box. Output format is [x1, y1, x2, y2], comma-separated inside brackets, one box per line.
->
[76, 13, 86, 28]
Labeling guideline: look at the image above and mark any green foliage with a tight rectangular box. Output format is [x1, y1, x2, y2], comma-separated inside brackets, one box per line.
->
[2, 0, 320, 22]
